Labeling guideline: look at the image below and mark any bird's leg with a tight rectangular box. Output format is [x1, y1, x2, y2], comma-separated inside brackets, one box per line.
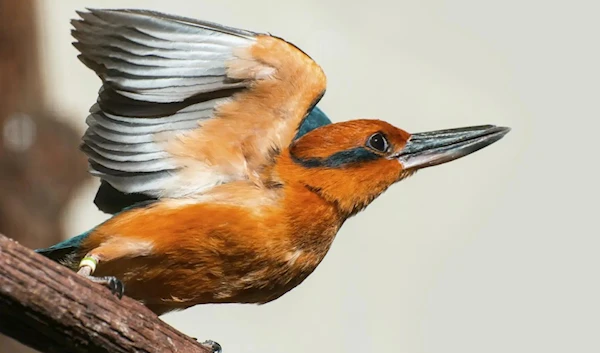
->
[77, 250, 125, 299]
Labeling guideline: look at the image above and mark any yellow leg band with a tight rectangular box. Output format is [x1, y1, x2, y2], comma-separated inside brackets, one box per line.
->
[79, 256, 98, 274]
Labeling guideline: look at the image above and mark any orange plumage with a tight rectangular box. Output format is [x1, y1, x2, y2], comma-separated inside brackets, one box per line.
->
[37, 9, 510, 317]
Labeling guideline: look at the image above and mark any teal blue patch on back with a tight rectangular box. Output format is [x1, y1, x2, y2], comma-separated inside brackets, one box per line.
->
[294, 106, 331, 140]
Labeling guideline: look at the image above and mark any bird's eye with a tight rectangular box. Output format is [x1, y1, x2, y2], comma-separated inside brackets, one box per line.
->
[367, 133, 389, 152]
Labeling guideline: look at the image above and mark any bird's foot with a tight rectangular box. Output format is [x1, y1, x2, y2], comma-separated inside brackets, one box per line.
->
[76, 255, 124, 298]
[84, 275, 125, 299]
[200, 340, 222, 353]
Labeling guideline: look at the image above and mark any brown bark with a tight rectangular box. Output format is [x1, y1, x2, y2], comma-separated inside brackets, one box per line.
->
[0, 233, 213, 353]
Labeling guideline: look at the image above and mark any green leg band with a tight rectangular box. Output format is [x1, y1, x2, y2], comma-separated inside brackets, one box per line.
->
[79, 256, 98, 274]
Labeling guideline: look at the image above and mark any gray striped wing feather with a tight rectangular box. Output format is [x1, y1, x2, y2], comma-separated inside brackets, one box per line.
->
[73, 9, 260, 197]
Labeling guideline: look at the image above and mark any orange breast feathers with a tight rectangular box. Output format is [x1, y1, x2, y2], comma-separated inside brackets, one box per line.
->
[78, 183, 342, 314]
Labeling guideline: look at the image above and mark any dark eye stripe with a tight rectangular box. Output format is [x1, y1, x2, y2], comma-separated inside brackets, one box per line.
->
[291, 147, 380, 168]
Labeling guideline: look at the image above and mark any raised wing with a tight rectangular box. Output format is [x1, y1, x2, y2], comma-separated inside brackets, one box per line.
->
[73, 9, 327, 199]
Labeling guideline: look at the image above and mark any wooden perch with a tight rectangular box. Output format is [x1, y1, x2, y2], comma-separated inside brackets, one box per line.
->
[0, 233, 213, 353]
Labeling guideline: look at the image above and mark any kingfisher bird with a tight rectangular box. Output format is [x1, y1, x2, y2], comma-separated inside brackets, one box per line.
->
[37, 9, 510, 316]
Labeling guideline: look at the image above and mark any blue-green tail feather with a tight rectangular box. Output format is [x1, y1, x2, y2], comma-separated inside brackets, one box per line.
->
[35, 231, 91, 264]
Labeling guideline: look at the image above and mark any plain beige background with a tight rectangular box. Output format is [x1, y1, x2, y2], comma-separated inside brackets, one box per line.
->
[36, 0, 598, 352]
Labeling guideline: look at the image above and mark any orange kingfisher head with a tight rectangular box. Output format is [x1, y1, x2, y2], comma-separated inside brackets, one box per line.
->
[282, 119, 510, 216]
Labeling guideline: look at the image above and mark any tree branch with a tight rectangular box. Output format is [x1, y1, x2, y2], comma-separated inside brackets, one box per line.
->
[0, 233, 212, 353]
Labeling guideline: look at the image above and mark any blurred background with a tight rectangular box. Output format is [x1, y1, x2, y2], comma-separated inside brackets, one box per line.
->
[1, 0, 598, 352]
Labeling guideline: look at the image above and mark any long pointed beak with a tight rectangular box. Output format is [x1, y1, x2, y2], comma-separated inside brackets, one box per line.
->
[395, 125, 510, 170]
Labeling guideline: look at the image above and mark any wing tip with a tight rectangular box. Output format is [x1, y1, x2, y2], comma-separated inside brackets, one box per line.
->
[73, 7, 260, 39]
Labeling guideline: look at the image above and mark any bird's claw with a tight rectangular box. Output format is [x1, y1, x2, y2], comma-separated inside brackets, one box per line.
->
[200, 340, 222, 353]
[106, 276, 125, 298]
[85, 275, 125, 299]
